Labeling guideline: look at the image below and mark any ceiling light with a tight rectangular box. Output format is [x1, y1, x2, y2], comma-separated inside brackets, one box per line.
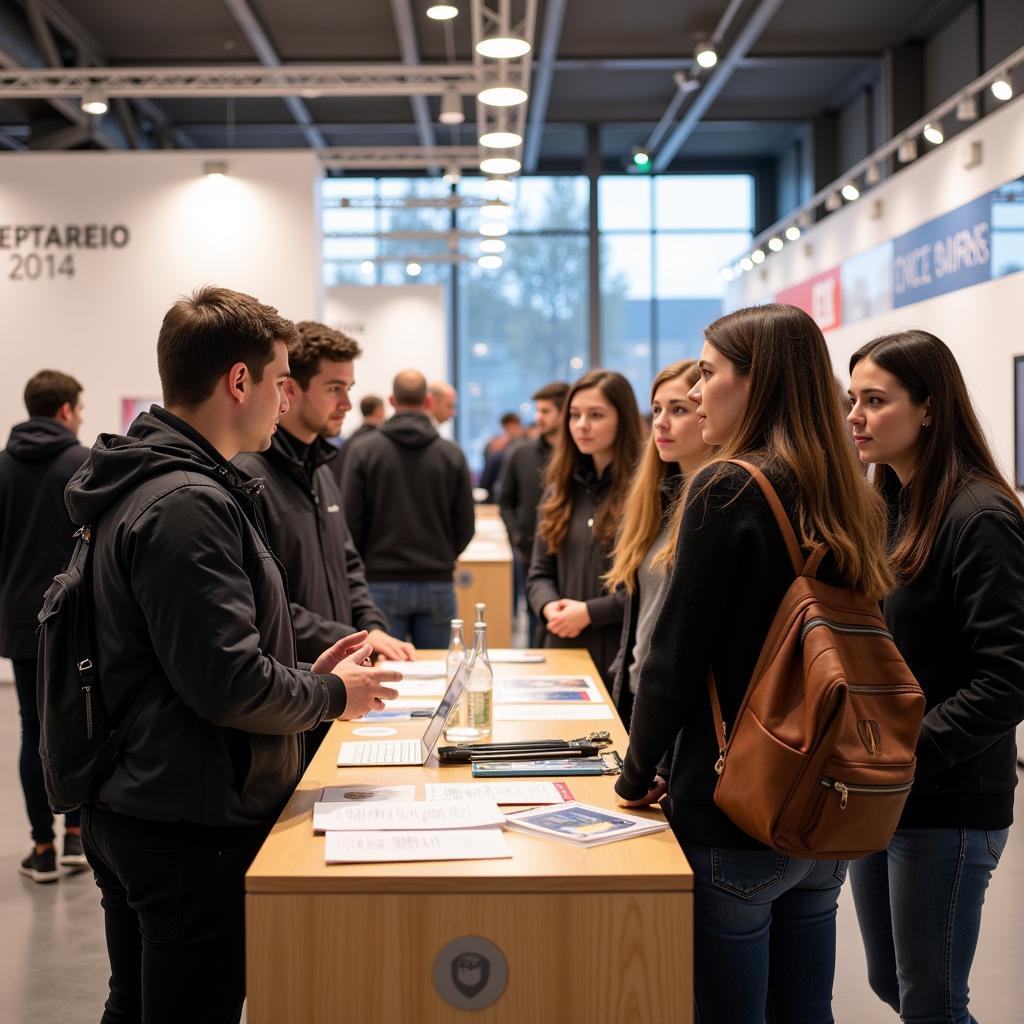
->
[841, 181, 860, 202]
[785, 224, 801, 241]
[476, 36, 531, 59]
[480, 130, 522, 148]
[991, 76, 1013, 102]
[631, 145, 651, 169]
[81, 85, 108, 116]
[480, 155, 521, 175]
[426, 2, 458, 19]
[797, 211, 811, 229]
[480, 220, 509, 237]
[478, 254, 503, 269]
[720, 266, 735, 281]
[673, 70, 701, 93]
[865, 162, 881, 185]
[897, 138, 918, 163]
[360, 260, 374, 275]
[485, 174, 516, 201]
[751, 249, 765, 265]
[203, 160, 228, 178]
[439, 90, 465, 125]
[739, 256, 754, 272]
[956, 95, 978, 122]
[478, 85, 528, 107]
[480, 198, 511, 218]
[480, 238, 506, 253]
[695, 41, 718, 69]
[825, 191, 842, 212]
[442, 164, 462, 185]
[768, 236, 784, 252]
[405, 262, 422, 277]
[923, 121, 944, 145]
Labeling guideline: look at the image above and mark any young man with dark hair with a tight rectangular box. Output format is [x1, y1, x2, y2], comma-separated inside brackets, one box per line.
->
[499, 381, 570, 640]
[235, 321, 415, 762]
[479, 411, 526, 502]
[344, 369, 475, 648]
[0, 370, 88, 882]
[65, 286, 399, 1023]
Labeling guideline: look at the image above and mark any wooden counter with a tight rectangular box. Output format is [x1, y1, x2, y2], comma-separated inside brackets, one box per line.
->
[246, 649, 692, 1023]
[455, 506, 514, 647]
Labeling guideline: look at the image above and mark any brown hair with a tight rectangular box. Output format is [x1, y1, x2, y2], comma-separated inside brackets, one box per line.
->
[605, 360, 703, 593]
[288, 321, 362, 389]
[360, 394, 384, 417]
[24, 370, 82, 418]
[663, 304, 892, 600]
[157, 285, 296, 408]
[537, 369, 644, 552]
[850, 330, 1023, 581]
[532, 380, 570, 409]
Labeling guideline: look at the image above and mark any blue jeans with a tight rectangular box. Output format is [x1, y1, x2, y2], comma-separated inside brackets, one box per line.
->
[850, 827, 1009, 1023]
[368, 581, 456, 649]
[682, 842, 847, 1023]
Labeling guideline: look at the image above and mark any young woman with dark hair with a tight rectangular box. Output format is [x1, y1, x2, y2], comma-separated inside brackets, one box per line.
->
[847, 330, 1024, 1024]
[615, 304, 892, 1022]
[605, 359, 709, 724]
[526, 369, 643, 687]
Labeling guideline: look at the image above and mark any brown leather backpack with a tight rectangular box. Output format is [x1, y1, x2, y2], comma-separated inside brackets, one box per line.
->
[707, 461, 925, 860]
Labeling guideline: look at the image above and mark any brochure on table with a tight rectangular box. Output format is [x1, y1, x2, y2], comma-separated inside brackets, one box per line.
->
[504, 802, 669, 848]
[325, 829, 512, 863]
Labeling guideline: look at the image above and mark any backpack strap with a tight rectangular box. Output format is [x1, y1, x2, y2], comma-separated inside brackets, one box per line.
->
[706, 671, 728, 774]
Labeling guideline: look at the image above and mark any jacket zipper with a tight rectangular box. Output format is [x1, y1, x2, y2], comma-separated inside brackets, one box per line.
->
[801, 617, 894, 643]
[821, 775, 913, 810]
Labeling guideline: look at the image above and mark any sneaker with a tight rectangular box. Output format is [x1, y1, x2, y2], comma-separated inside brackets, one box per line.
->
[60, 832, 89, 871]
[19, 847, 60, 884]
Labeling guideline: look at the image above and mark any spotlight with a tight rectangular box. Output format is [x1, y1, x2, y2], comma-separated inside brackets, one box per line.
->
[825, 191, 842, 212]
[203, 160, 228, 178]
[991, 76, 1013, 102]
[426, 2, 458, 19]
[785, 224, 801, 241]
[442, 164, 462, 185]
[480, 238, 506, 253]
[439, 90, 465, 125]
[480, 130, 522, 148]
[484, 174, 516, 202]
[673, 70, 701, 93]
[81, 85, 108, 116]
[865, 162, 881, 186]
[739, 256, 754, 272]
[956, 95, 978, 122]
[480, 155, 521, 175]
[768, 237, 784, 252]
[720, 266, 735, 281]
[405, 262, 423, 277]
[631, 145, 651, 169]
[797, 211, 811, 229]
[476, 35, 531, 59]
[480, 198, 511, 219]
[480, 221, 509, 237]
[923, 122, 944, 145]
[751, 249, 765, 265]
[360, 260, 374, 275]
[478, 85, 528, 107]
[478, 254, 503, 269]
[841, 181, 860, 202]
[898, 138, 918, 163]
[695, 41, 718, 69]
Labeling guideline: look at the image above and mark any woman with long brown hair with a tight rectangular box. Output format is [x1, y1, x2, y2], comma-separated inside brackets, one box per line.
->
[605, 359, 709, 724]
[847, 331, 1024, 1024]
[526, 369, 643, 686]
[615, 304, 892, 1022]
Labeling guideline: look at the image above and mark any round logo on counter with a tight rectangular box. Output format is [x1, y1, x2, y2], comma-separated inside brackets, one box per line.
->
[433, 936, 508, 1010]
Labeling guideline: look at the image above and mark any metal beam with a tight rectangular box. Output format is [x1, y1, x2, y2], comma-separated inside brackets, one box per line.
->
[223, 0, 325, 150]
[0, 127, 27, 149]
[551, 53, 879, 72]
[24, 0, 61, 68]
[320, 145, 480, 170]
[523, 0, 565, 172]
[652, 0, 787, 171]
[390, 0, 436, 155]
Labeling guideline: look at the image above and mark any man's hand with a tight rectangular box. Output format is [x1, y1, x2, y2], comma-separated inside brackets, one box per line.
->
[312, 631, 370, 674]
[544, 599, 591, 638]
[313, 631, 401, 719]
[367, 628, 416, 662]
[617, 776, 669, 809]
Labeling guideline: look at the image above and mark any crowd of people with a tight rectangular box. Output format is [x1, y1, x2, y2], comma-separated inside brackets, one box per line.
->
[0, 285, 1021, 1023]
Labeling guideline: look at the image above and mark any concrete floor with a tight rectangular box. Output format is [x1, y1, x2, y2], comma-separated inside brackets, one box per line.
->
[1, 676, 1021, 1023]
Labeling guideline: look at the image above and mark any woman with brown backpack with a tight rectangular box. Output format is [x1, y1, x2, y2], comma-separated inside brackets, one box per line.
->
[615, 303, 894, 1022]
[847, 331, 1024, 1024]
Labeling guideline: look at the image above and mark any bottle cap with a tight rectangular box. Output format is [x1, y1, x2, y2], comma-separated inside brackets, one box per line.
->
[451, 618, 464, 626]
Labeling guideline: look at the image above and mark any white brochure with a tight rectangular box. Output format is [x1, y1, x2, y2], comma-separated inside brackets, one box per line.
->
[424, 781, 570, 805]
[320, 785, 416, 804]
[324, 829, 512, 864]
[313, 798, 504, 833]
[494, 704, 614, 722]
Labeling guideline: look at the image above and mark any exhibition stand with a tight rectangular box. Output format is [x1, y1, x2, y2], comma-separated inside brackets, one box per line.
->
[455, 505, 514, 647]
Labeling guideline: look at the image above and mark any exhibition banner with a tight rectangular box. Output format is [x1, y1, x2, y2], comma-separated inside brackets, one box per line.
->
[776, 266, 842, 332]
[840, 241, 894, 322]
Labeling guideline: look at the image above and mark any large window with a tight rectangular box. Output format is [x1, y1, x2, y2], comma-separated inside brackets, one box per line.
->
[321, 172, 753, 470]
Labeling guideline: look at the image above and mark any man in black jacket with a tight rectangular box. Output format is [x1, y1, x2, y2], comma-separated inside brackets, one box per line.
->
[331, 392, 384, 487]
[344, 370, 475, 648]
[65, 286, 400, 1024]
[235, 322, 413, 762]
[499, 381, 568, 641]
[0, 370, 89, 882]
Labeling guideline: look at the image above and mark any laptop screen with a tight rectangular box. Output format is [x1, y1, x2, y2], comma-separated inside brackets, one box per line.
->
[421, 659, 470, 753]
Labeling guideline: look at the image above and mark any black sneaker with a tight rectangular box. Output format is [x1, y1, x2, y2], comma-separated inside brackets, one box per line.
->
[60, 832, 89, 871]
[19, 847, 60, 884]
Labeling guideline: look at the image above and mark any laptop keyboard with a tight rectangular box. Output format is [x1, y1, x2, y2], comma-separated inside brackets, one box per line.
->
[338, 739, 421, 765]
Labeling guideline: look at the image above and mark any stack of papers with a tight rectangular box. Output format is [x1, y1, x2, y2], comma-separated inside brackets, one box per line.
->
[424, 781, 573, 805]
[503, 802, 669, 848]
[313, 798, 504, 833]
[325, 831, 510, 864]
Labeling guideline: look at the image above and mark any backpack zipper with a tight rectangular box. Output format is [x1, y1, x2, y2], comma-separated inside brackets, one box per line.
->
[801, 617, 894, 643]
[821, 775, 913, 810]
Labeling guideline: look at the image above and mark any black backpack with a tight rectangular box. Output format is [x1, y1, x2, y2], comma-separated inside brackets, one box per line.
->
[36, 524, 159, 812]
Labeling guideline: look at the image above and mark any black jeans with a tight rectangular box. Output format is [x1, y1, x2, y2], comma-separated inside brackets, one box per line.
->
[81, 806, 268, 1024]
[12, 656, 79, 844]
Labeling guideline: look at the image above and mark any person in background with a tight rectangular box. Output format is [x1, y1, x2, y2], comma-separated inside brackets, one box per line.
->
[500, 382, 568, 642]
[0, 370, 89, 883]
[429, 380, 457, 430]
[615, 304, 892, 1022]
[234, 322, 415, 766]
[479, 411, 525, 503]
[847, 331, 1024, 1024]
[344, 370, 475, 648]
[605, 360, 709, 726]
[527, 370, 643, 686]
[331, 393, 385, 487]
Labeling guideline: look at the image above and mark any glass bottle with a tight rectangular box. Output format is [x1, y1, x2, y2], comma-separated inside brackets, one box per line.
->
[466, 620, 493, 737]
[474, 602, 486, 625]
[445, 619, 466, 685]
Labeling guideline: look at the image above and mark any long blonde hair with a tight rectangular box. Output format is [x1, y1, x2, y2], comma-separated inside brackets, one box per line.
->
[660, 304, 893, 600]
[605, 360, 703, 594]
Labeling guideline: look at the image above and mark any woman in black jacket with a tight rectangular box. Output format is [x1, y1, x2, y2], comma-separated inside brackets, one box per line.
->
[847, 331, 1024, 1024]
[615, 304, 893, 1022]
[526, 369, 642, 687]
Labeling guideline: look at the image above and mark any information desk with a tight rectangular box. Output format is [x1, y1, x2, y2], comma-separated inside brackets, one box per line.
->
[246, 650, 692, 1023]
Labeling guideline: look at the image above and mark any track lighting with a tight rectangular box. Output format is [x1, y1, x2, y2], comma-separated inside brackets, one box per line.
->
[785, 224, 801, 241]
[695, 41, 718, 69]
[841, 181, 860, 202]
[751, 249, 765, 265]
[739, 256, 754, 272]
[923, 122, 944, 145]
[81, 85, 108, 116]
[767, 237, 783, 252]
[897, 138, 918, 163]
[956, 95, 978, 122]
[439, 90, 465, 125]
[825, 191, 842, 212]
[865, 162, 881, 185]
[426, 3, 458, 19]
[991, 76, 1013, 102]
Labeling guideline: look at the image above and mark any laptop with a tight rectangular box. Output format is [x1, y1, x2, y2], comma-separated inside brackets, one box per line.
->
[337, 661, 468, 767]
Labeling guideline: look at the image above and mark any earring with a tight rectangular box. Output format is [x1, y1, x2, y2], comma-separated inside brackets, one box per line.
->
[922, 420, 931, 427]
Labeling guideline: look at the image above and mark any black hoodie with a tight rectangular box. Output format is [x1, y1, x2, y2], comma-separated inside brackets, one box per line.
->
[0, 417, 88, 658]
[343, 411, 475, 581]
[64, 406, 347, 828]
